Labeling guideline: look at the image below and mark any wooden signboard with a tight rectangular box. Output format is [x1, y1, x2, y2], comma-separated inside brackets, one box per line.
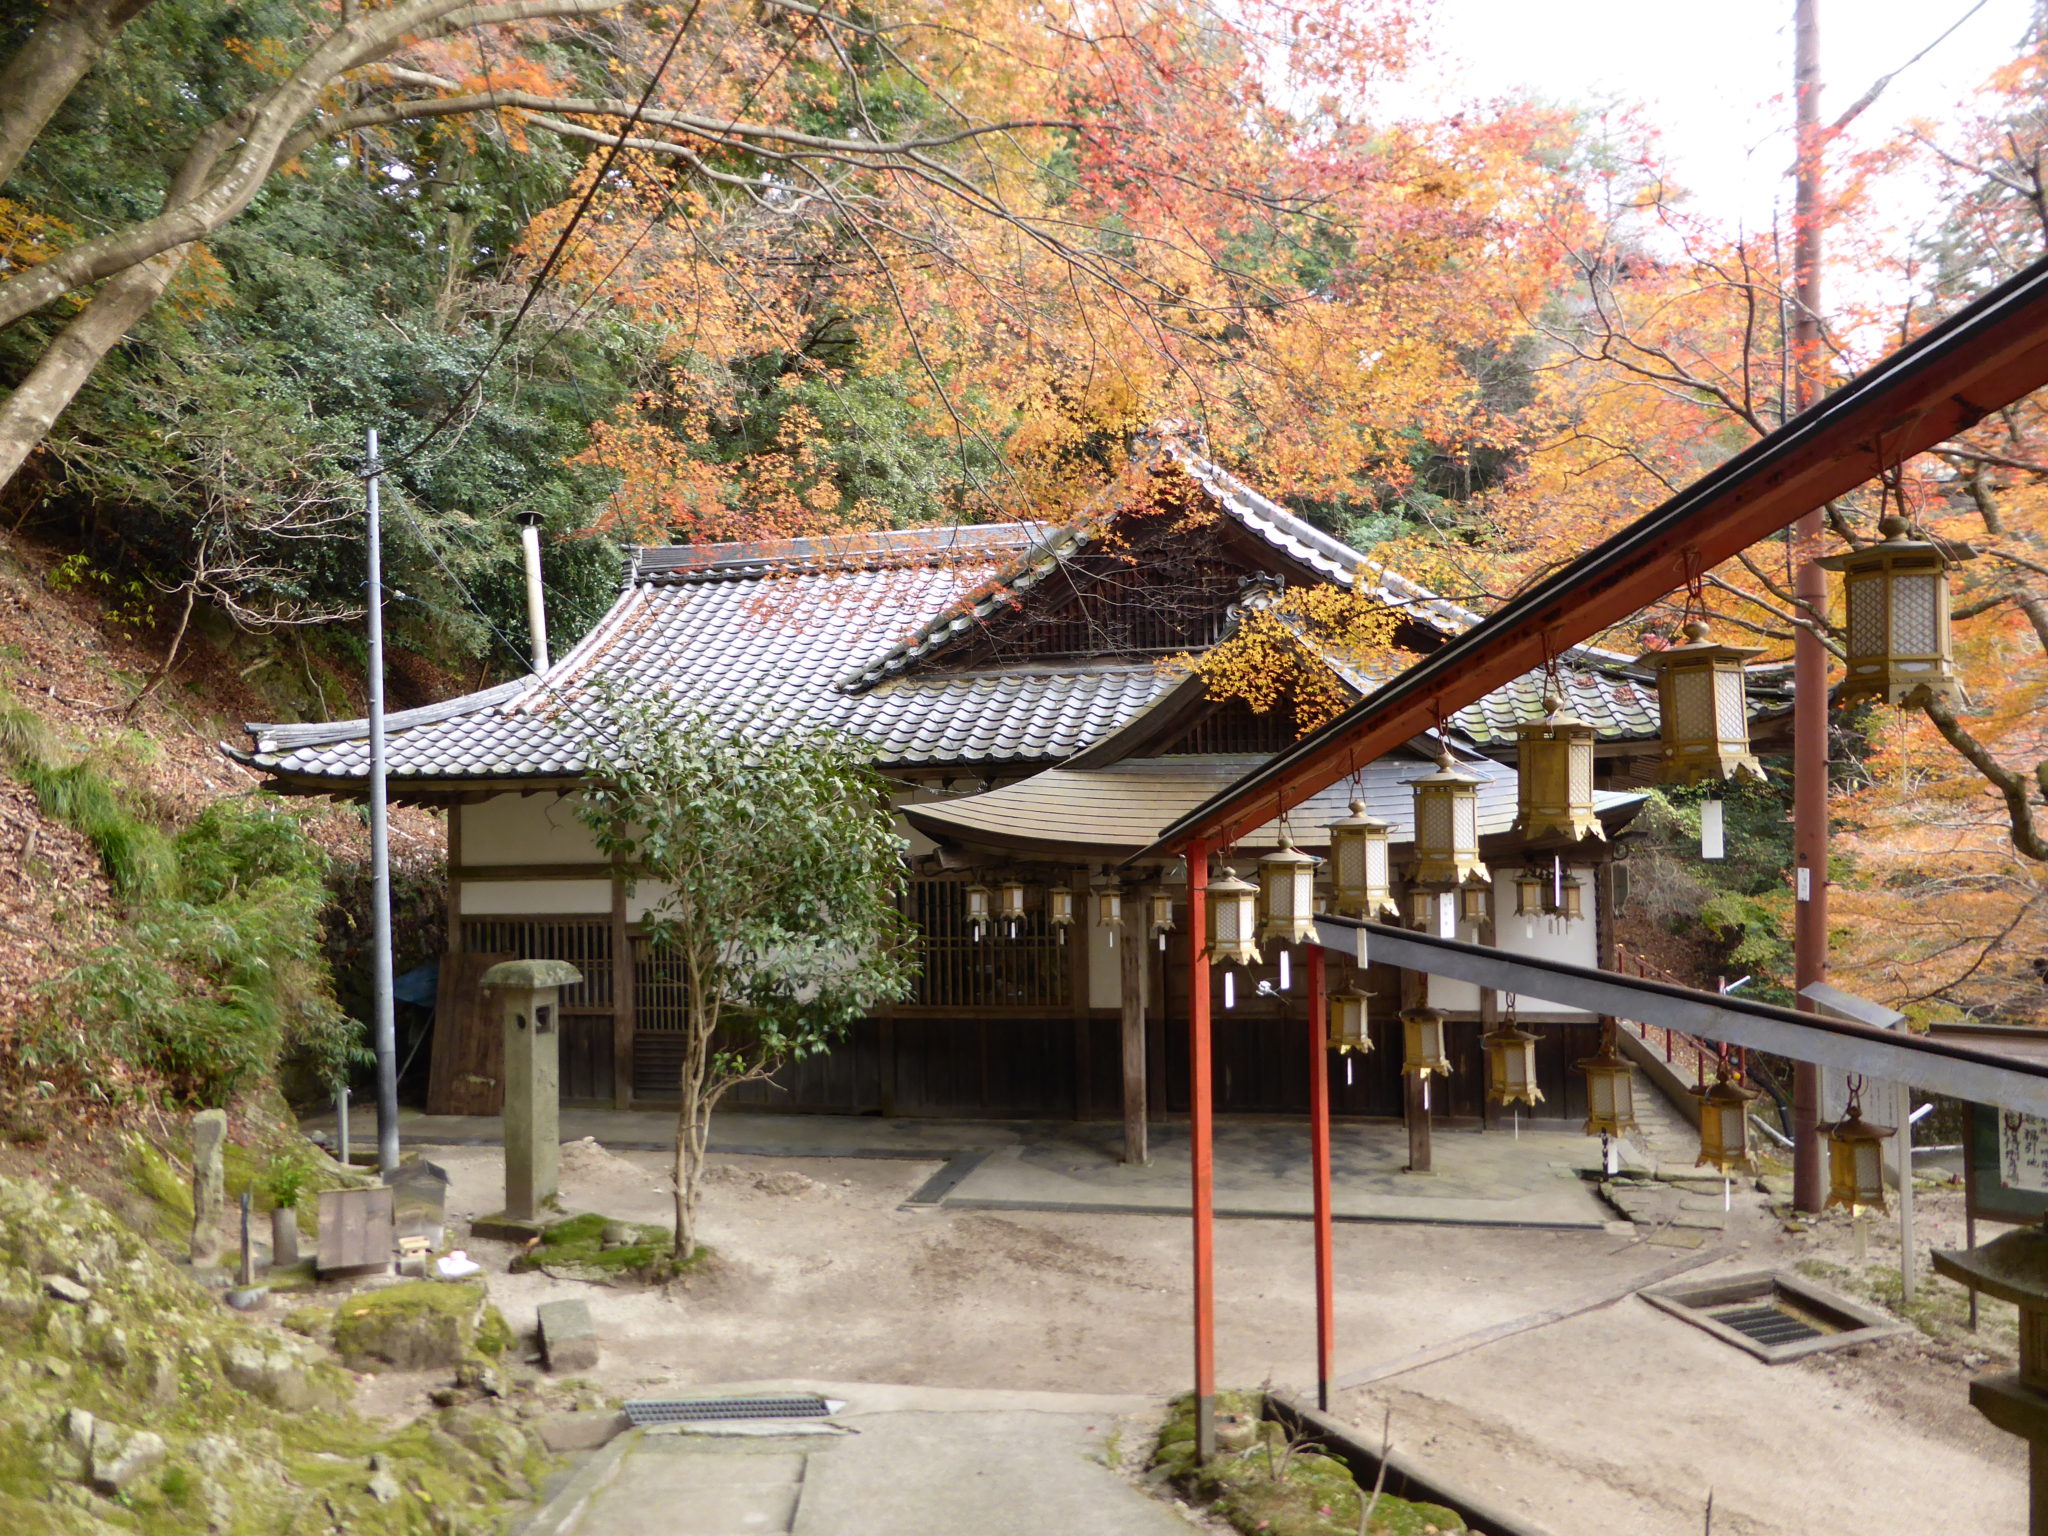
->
[1964, 1101, 2048, 1227]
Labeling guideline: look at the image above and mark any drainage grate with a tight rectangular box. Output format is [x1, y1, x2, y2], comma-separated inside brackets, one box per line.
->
[624, 1393, 834, 1426]
[1709, 1304, 1824, 1348]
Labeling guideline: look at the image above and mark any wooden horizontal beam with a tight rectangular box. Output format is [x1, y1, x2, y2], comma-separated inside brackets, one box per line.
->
[1318, 916, 2048, 1115]
[1143, 251, 2048, 857]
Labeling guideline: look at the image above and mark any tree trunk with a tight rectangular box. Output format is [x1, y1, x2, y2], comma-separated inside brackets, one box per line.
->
[0, 0, 159, 186]
[672, 964, 713, 1259]
[0, 247, 188, 493]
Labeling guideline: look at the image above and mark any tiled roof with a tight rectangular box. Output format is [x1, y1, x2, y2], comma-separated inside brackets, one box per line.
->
[236, 545, 1181, 785]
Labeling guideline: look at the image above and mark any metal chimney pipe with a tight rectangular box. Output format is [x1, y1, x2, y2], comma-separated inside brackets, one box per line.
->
[515, 511, 550, 673]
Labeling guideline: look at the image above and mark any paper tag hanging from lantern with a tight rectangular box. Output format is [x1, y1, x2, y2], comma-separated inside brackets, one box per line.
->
[1700, 798, 1726, 859]
[1637, 619, 1767, 786]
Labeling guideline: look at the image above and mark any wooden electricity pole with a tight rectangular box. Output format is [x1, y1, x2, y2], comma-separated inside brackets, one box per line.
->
[1790, 0, 1829, 1213]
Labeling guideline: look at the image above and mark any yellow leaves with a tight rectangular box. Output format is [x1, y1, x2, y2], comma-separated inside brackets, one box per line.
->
[0, 197, 77, 273]
[1190, 581, 1410, 737]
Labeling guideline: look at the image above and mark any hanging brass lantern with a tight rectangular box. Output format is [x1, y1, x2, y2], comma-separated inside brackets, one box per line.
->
[1149, 891, 1175, 951]
[1329, 988, 1374, 1054]
[1514, 694, 1605, 842]
[1094, 880, 1122, 931]
[1406, 753, 1491, 888]
[1401, 1006, 1452, 1080]
[1048, 886, 1076, 933]
[1513, 870, 1547, 918]
[1325, 800, 1398, 919]
[1695, 1065, 1760, 1173]
[1817, 515, 1976, 707]
[1258, 842, 1319, 946]
[1822, 1081, 1896, 1215]
[1576, 1029, 1641, 1139]
[1637, 619, 1766, 786]
[1407, 888, 1441, 931]
[999, 879, 1030, 938]
[1482, 1020, 1543, 1107]
[1557, 878, 1584, 922]
[964, 883, 993, 942]
[1205, 865, 1261, 967]
[1460, 886, 1491, 924]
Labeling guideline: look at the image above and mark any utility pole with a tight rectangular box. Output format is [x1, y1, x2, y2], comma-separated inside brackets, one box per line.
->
[365, 428, 400, 1182]
[1790, 0, 1828, 1214]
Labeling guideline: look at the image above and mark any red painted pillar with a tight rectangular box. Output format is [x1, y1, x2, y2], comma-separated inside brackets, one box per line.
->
[1306, 941, 1334, 1411]
[1186, 838, 1216, 1462]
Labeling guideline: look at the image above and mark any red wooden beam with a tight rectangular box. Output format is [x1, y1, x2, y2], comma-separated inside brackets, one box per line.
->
[1140, 252, 2048, 856]
[1186, 838, 1217, 1463]
[1306, 942, 1334, 1412]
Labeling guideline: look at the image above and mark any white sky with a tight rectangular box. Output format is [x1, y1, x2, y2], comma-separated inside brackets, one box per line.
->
[1406, 0, 2036, 231]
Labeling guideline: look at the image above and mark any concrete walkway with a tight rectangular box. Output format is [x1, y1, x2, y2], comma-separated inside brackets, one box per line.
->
[527, 1385, 1196, 1536]
[315, 1108, 1622, 1229]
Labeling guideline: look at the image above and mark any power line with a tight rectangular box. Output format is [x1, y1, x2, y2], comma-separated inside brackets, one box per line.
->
[375, 0, 705, 477]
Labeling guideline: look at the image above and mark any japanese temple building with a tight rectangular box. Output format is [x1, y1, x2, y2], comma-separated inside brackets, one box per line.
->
[233, 439, 1735, 1125]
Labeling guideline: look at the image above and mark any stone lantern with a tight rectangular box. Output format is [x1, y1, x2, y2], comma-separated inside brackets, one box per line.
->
[1401, 1006, 1452, 1080]
[1325, 800, 1397, 919]
[1405, 753, 1490, 888]
[1513, 694, 1604, 842]
[1818, 515, 1974, 706]
[1932, 1224, 2048, 1530]
[480, 958, 583, 1225]
[1482, 1021, 1543, 1107]
[1695, 1065, 1760, 1173]
[1637, 619, 1766, 786]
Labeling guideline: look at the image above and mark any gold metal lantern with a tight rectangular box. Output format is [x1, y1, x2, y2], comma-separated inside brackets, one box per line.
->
[1576, 1028, 1640, 1139]
[1149, 891, 1175, 951]
[999, 879, 1030, 938]
[1818, 515, 1976, 707]
[1329, 988, 1373, 1054]
[1695, 1066, 1760, 1173]
[1205, 865, 1261, 967]
[1406, 753, 1490, 888]
[1514, 694, 1604, 842]
[1259, 842, 1319, 946]
[1637, 620, 1766, 786]
[1094, 881, 1123, 931]
[1513, 870, 1547, 918]
[1325, 800, 1398, 919]
[1460, 886, 1490, 924]
[1482, 1021, 1543, 1107]
[1822, 1081, 1896, 1215]
[1407, 888, 1442, 932]
[1401, 1006, 1452, 1080]
[965, 883, 993, 942]
[1048, 886, 1076, 934]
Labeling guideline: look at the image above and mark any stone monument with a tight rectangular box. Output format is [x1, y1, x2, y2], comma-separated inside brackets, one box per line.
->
[476, 959, 581, 1234]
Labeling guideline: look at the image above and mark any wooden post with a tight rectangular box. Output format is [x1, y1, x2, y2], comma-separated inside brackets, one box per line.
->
[610, 860, 633, 1110]
[1186, 839, 1216, 1463]
[1121, 898, 1147, 1163]
[1402, 962, 1432, 1173]
[1307, 941, 1334, 1410]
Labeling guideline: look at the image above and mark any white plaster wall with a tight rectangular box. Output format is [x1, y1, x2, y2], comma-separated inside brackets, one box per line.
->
[1488, 862, 1601, 1015]
[460, 878, 611, 915]
[461, 792, 603, 866]
[1085, 915, 1151, 1010]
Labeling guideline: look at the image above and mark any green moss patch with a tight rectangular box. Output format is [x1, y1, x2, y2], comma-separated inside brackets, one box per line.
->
[331, 1281, 495, 1372]
[1152, 1392, 1466, 1536]
[509, 1212, 701, 1284]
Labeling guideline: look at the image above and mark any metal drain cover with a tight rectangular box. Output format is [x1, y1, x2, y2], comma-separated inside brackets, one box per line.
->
[624, 1392, 841, 1426]
[1710, 1304, 1823, 1348]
